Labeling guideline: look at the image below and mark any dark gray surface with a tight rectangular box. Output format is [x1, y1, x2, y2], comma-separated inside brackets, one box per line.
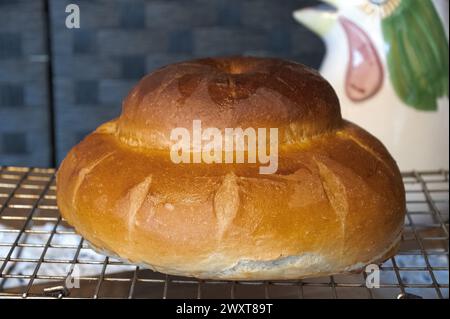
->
[0, 0, 325, 167]
[0, 0, 52, 167]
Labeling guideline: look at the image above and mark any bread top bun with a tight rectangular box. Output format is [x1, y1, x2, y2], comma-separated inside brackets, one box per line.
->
[57, 57, 405, 280]
[116, 56, 342, 150]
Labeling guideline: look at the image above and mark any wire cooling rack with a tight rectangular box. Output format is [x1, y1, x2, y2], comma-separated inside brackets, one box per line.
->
[0, 166, 448, 299]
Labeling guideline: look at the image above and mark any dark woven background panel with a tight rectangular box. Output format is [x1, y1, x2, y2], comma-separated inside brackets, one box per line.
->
[0, 0, 52, 167]
[0, 0, 325, 167]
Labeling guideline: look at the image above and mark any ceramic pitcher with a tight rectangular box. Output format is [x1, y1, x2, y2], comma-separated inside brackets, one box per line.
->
[294, 0, 449, 171]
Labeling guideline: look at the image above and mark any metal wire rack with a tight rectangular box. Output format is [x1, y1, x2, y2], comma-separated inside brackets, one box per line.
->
[0, 166, 448, 299]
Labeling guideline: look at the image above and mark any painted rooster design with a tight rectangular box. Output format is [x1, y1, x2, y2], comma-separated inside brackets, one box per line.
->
[294, 0, 449, 170]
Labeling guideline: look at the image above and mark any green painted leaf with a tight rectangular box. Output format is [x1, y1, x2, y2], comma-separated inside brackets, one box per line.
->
[381, 0, 449, 111]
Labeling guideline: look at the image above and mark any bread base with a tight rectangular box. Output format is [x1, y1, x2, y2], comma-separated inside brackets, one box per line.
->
[84, 230, 402, 280]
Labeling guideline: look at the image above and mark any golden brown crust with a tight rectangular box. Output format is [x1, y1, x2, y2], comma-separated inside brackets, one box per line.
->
[117, 56, 342, 149]
[56, 56, 405, 280]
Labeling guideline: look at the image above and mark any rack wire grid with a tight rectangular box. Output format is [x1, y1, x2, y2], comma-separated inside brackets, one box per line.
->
[0, 166, 448, 299]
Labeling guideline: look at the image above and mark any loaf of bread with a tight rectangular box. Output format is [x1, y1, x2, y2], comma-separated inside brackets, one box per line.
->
[56, 56, 405, 280]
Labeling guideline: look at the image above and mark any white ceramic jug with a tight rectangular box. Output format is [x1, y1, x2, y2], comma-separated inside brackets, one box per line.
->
[294, 0, 449, 171]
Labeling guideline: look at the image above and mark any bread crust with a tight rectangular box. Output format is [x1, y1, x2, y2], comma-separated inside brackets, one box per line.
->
[56, 57, 405, 280]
